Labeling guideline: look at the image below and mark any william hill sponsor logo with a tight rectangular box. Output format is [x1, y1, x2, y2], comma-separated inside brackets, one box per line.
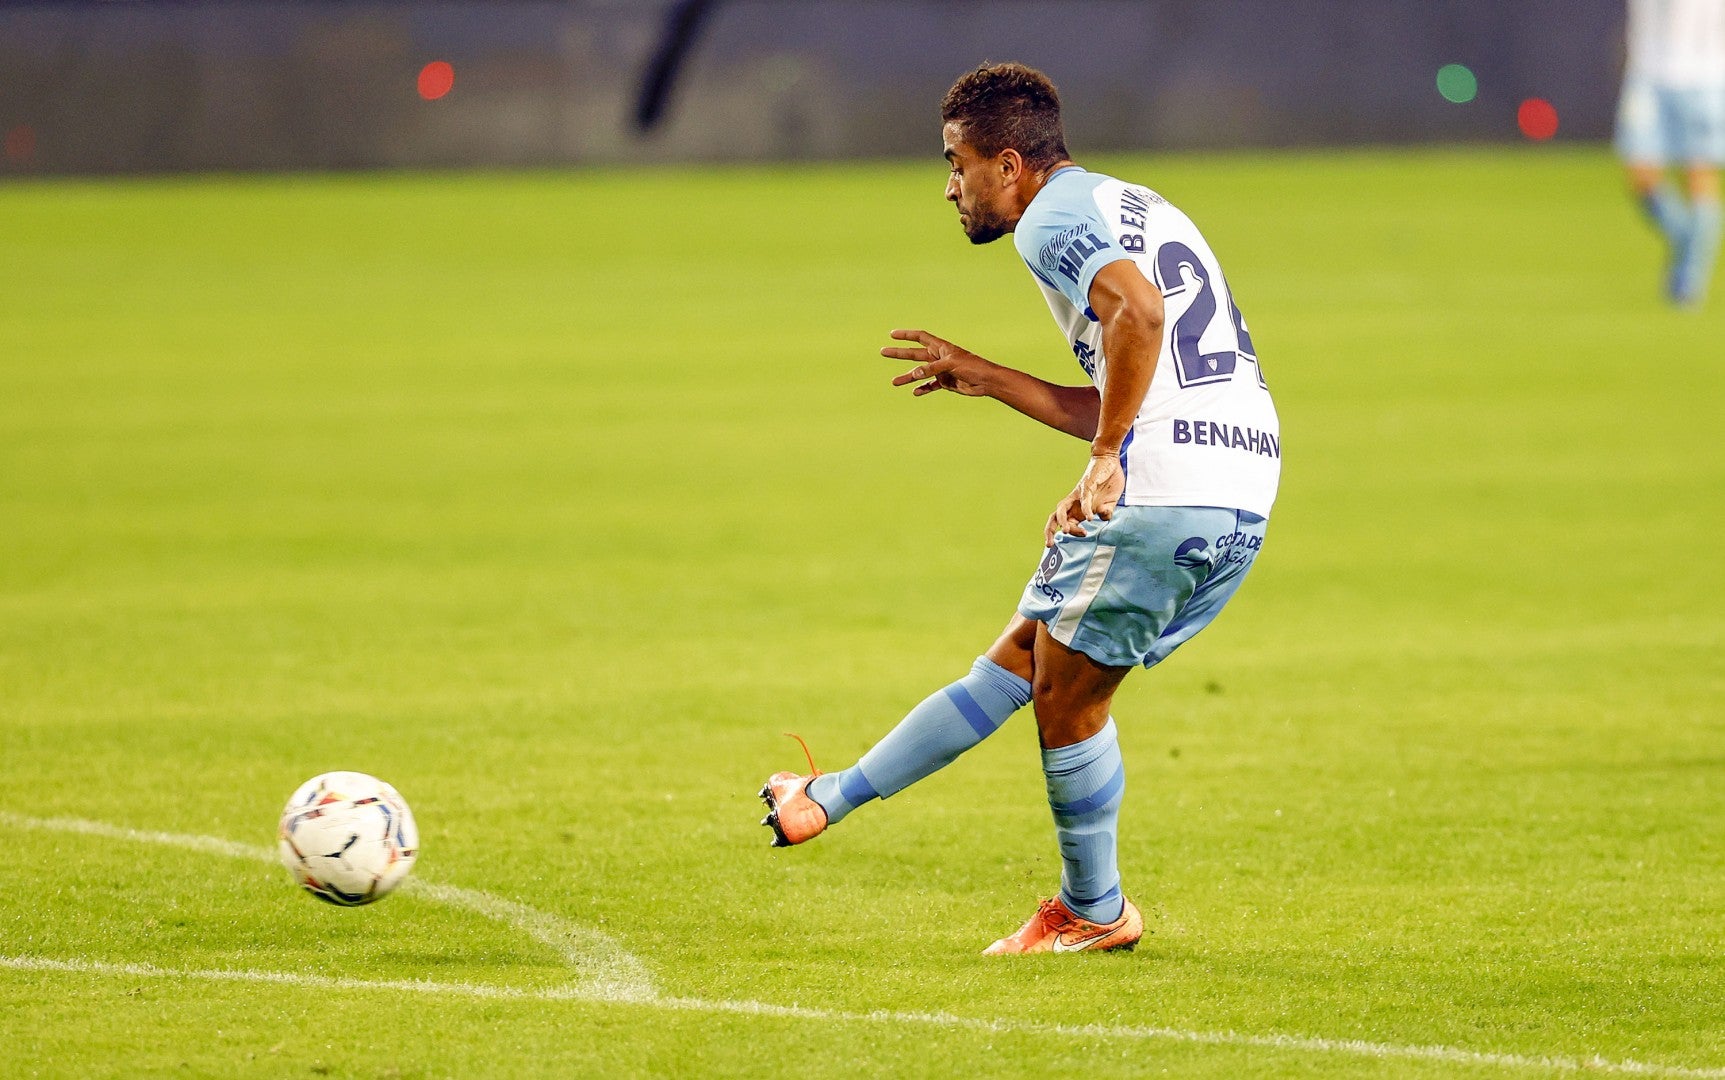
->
[1038, 226, 1112, 285]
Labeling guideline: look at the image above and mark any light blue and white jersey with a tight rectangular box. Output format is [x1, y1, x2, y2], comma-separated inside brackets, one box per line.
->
[1625, 0, 1725, 89]
[1013, 167, 1280, 517]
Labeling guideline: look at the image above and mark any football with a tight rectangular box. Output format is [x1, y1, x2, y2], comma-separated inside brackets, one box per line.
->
[277, 771, 419, 906]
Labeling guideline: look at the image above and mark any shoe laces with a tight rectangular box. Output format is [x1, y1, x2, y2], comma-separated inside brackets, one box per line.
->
[1039, 897, 1085, 931]
[783, 732, 822, 776]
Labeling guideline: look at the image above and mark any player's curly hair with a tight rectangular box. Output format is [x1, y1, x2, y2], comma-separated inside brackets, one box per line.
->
[940, 62, 1069, 170]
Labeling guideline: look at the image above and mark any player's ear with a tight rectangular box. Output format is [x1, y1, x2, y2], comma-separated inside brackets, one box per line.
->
[997, 147, 1024, 184]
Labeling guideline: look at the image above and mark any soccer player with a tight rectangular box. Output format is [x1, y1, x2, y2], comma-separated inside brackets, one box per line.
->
[1615, 0, 1725, 306]
[759, 62, 1280, 954]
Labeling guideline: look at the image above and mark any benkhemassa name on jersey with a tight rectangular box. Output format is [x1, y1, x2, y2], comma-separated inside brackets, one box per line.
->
[1014, 166, 1281, 518]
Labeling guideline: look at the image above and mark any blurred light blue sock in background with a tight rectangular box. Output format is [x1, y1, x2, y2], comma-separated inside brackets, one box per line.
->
[1672, 197, 1721, 306]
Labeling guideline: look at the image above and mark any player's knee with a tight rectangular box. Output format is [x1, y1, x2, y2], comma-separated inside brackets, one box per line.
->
[1030, 670, 1067, 715]
[1626, 165, 1663, 196]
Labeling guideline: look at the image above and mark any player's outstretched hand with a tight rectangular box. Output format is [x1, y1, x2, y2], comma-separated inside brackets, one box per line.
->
[1044, 452, 1124, 546]
[881, 329, 996, 397]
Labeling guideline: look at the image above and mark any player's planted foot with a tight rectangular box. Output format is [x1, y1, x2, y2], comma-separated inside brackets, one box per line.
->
[759, 771, 828, 847]
[982, 896, 1143, 955]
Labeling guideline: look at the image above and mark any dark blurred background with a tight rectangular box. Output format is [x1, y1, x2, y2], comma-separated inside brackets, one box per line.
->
[0, 0, 1624, 175]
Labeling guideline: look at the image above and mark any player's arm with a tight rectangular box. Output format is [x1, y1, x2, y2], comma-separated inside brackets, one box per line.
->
[880, 329, 1101, 440]
[1045, 261, 1165, 544]
[1085, 261, 1164, 459]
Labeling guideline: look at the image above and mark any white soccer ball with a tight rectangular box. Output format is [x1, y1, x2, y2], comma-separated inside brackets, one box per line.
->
[278, 771, 419, 906]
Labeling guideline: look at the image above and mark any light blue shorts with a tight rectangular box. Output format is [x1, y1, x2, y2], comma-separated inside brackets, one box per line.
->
[1018, 505, 1267, 669]
[1616, 80, 1725, 166]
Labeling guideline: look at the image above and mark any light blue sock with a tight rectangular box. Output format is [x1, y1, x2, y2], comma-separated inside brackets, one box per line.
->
[1641, 184, 1691, 248]
[1672, 197, 1721, 305]
[807, 657, 1031, 826]
[1043, 718, 1126, 924]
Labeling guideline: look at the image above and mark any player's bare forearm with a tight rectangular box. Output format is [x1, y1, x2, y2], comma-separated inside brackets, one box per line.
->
[883, 328, 1097, 439]
[983, 368, 1100, 440]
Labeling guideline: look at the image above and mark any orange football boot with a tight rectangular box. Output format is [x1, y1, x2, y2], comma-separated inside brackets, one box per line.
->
[759, 772, 829, 847]
[759, 733, 829, 848]
[982, 896, 1143, 955]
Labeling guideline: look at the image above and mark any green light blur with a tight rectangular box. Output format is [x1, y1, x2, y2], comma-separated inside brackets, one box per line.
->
[1436, 64, 1478, 104]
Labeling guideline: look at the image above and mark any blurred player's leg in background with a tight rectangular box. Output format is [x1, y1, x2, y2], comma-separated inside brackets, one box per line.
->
[1625, 161, 1691, 259]
[1674, 160, 1721, 306]
[1617, 84, 1696, 301]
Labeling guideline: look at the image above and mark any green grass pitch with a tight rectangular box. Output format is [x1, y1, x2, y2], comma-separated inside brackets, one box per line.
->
[1, 146, 1722, 1078]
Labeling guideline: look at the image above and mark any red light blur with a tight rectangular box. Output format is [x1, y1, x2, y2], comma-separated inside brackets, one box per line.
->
[417, 61, 455, 102]
[5, 124, 36, 164]
[1517, 98, 1559, 141]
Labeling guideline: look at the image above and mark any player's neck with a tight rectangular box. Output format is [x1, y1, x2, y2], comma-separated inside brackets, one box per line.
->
[1013, 159, 1079, 219]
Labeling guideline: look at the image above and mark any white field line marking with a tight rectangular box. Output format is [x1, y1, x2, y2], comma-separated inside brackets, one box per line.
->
[3, 955, 1723, 1080]
[3, 813, 1722, 1079]
[0, 811, 654, 1002]
[407, 881, 653, 1002]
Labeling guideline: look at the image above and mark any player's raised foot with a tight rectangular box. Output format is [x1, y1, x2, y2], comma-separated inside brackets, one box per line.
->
[758, 771, 828, 847]
[760, 733, 829, 848]
[982, 896, 1143, 955]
